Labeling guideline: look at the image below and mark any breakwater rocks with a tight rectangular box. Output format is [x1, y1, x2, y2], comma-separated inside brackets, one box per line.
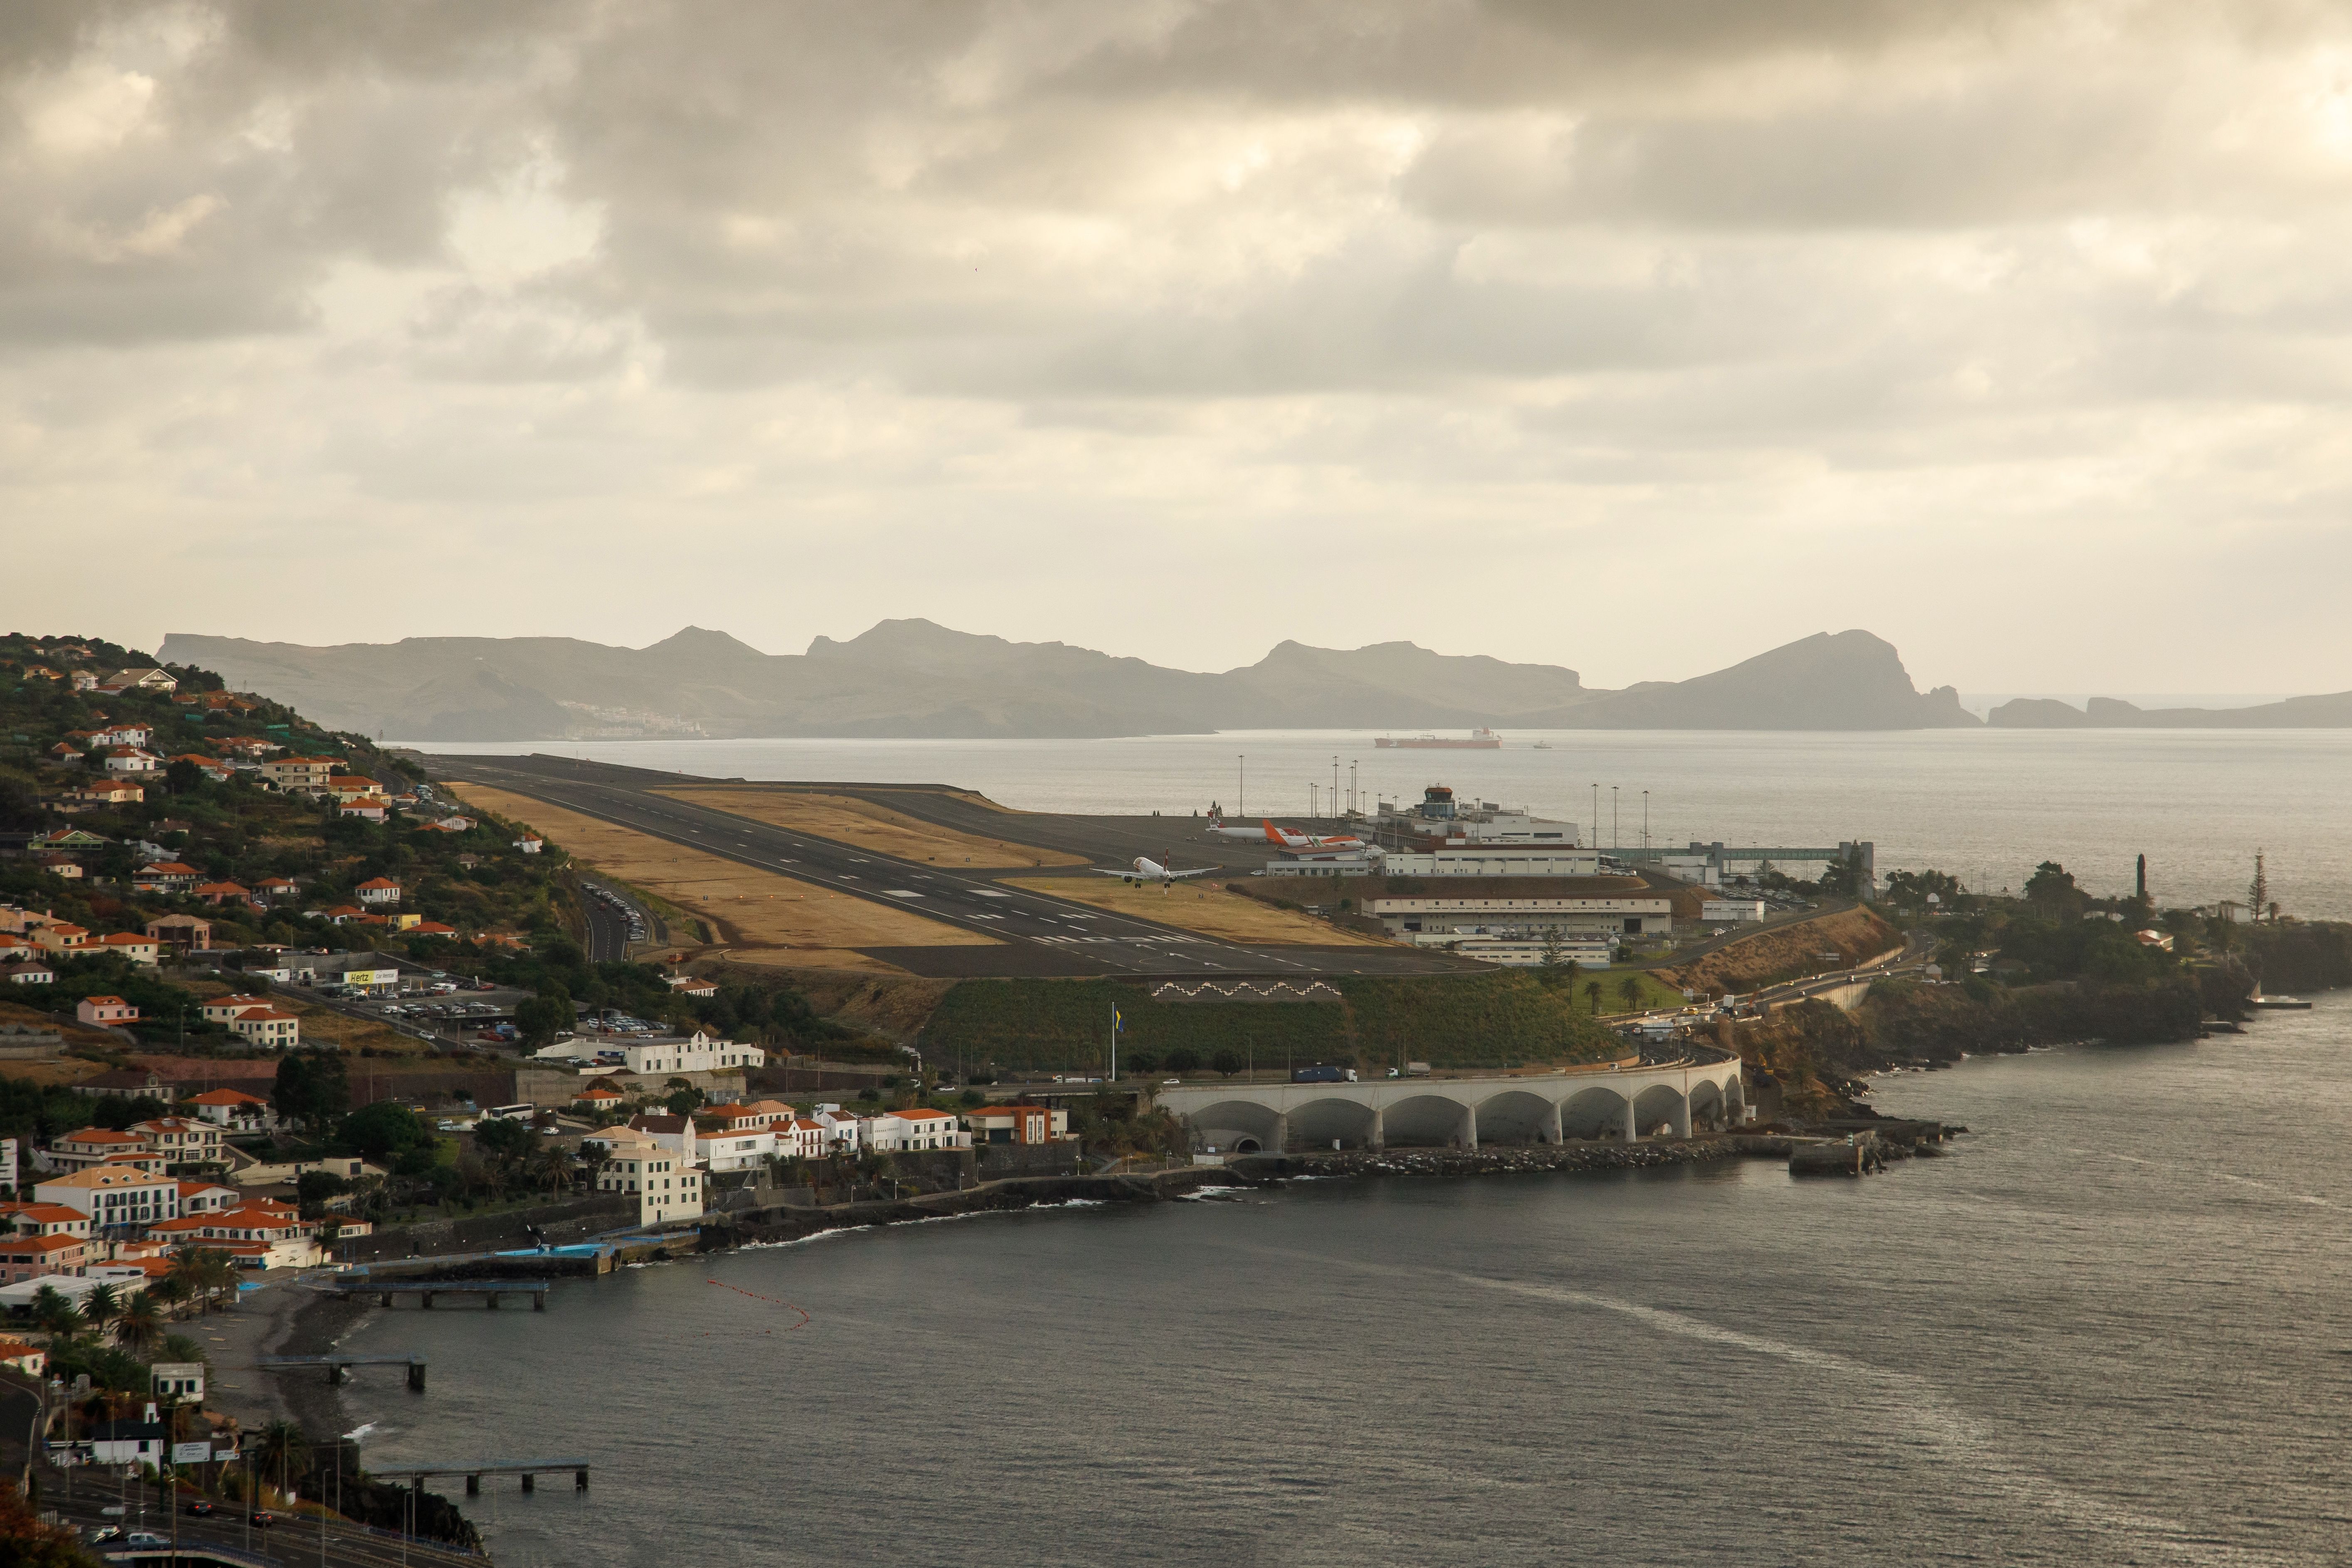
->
[1229, 1136, 1794, 1182]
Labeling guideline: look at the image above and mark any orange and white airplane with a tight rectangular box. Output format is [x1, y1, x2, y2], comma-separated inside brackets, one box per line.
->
[1207, 813, 1368, 852]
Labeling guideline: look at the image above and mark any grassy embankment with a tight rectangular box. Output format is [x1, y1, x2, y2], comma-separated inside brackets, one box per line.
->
[918, 971, 1628, 1076]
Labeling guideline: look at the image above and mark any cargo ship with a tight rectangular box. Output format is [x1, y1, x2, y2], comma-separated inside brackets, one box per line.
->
[1373, 728, 1501, 749]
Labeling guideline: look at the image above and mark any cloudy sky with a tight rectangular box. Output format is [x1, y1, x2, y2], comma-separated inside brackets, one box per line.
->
[7, 0, 2352, 692]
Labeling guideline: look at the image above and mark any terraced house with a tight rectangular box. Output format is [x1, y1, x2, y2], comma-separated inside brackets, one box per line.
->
[35, 1165, 179, 1235]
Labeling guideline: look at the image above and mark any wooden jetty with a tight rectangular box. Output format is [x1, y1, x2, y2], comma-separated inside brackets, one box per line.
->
[256, 1352, 428, 1390]
[367, 1458, 591, 1494]
[324, 1278, 552, 1310]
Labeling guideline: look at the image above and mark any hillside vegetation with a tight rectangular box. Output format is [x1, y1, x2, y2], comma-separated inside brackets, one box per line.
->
[918, 971, 1625, 1076]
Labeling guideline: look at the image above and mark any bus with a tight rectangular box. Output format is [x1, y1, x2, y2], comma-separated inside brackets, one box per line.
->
[482, 1103, 537, 1123]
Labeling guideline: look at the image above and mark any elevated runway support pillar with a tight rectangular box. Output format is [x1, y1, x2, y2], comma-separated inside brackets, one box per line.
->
[1542, 1101, 1563, 1145]
[1271, 1113, 1290, 1155]
[1672, 1098, 1691, 1140]
[1368, 1107, 1385, 1152]
[408, 1362, 426, 1392]
[1622, 1101, 1639, 1142]
[1458, 1103, 1478, 1151]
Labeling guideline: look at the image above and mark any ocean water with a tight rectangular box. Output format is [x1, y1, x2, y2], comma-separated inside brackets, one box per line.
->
[414, 728, 2352, 917]
[335, 993, 2352, 1567]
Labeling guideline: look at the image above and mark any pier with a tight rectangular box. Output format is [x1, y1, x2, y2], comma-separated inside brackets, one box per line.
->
[325, 1279, 552, 1310]
[256, 1352, 428, 1390]
[368, 1458, 591, 1494]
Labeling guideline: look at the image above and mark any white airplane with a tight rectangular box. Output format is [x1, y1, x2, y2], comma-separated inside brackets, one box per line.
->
[1096, 856, 1221, 888]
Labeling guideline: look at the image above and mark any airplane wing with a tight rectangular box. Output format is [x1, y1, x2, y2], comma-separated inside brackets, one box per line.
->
[1161, 865, 1222, 880]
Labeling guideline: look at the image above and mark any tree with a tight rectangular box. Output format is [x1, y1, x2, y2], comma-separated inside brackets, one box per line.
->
[1584, 979, 1604, 1015]
[1161, 1047, 1201, 1076]
[80, 1283, 118, 1338]
[164, 758, 208, 796]
[473, 1116, 534, 1162]
[295, 1169, 350, 1214]
[514, 984, 573, 1049]
[662, 1087, 702, 1116]
[0, 1475, 96, 1568]
[272, 1051, 349, 1133]
[2249, 852, 2269, 923]
[1617, 974, 1644, 1010]
[340, 1101, 433, 1164]
[1209, 1049, 1244, 1079]
[253, 1420, 311, 1506]
[114, 1291, 163, 1357]
[1537, 928, 1566, 985]
[1818, 846, 1870, 899]
[2024, 861, 2082, 917]
[29, 1285, 79, 1338]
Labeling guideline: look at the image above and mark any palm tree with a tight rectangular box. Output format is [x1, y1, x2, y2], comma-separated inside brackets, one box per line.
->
[170, 1243, 238, 1314]
[114, 1291, 163, 1356]
[81, 1282, 119, 1338]
[1584, 979, 1604, 1015]
[529, 1145, 574, 1196]
[29, 1284, 79, 1338]
[1617, 974, 1643, 1011]
[252, 1419, 310, 1507]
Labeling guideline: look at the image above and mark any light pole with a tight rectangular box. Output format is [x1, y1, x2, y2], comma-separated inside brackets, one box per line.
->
[1237, 755, 1245, 818]
[1643, 790, 1650, 856]
[1332, 756, 1340, 824]
[1611, 786, 1619, 851]
[1591, 784, 1598, 851]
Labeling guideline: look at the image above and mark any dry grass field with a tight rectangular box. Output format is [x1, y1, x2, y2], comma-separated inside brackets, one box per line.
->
[995, 876, 1396, 946]
[655, 787, 1086, 868]
[451, 785, 999, 971]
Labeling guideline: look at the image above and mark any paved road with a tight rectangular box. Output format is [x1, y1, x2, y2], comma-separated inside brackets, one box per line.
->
[428, 754, 1473, 980]
[49, 1469, 483, 1568]
[575, 880, 637, 963]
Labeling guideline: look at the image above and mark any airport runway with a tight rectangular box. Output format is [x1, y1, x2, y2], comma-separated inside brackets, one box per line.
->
[428, 754, 1473, 980]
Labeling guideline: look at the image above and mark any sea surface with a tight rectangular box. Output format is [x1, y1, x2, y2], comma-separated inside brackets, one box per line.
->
[335, 993, 2352, 1567]
[410, 728, 2352, 917]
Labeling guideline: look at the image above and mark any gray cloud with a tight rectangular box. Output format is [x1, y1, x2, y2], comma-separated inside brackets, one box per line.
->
[7, 0, 2352, 692]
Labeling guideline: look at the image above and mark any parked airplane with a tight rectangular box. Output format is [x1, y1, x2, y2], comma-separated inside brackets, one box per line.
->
[1204, 813, 1368, 851]
[1097, 856, 1220, 888]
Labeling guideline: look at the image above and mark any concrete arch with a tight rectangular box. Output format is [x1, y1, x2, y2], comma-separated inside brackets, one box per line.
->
[1724, 1072, 1747, 1121]
[1560, 1086, 1634, 1140]
[1632, 1083, 1690, 1140]
[1286, 1096, 1382, 1152]
[1473, 1089, 1559, 1146]
[1190, 1099, 1282, 1155]
[1687, 1077, 1729, 1133]
[1378, 1093, 1479, 1150]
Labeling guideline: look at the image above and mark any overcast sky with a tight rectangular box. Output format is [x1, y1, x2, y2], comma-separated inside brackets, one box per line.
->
[8, 0, 2352, 692]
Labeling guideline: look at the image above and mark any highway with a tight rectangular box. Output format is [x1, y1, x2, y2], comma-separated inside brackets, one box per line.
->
[428, 754, 1471, 980]
[47, 1466, 484, 1568]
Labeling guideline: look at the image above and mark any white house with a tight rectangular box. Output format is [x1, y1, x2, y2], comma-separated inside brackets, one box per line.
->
[594, 1139, 704, 1225]
[183, 1088, 271, 1130]
[35, 1166, 180, 1233]
[890, 1108, 970, 1151]
[618, 1031, 765, 1077]
[696, 1128, 774, 1171]
[810, 1106, 863, 1155]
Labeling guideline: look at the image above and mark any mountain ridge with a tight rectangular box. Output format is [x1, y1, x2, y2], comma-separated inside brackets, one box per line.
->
[157, 621, 1977, 740]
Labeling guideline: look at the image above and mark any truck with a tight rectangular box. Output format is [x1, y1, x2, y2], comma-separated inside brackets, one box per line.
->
[1290, 1064, 1358, 1084]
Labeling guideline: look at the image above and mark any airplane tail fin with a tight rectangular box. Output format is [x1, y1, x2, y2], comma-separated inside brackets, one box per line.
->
[1263, 821, 1286, 844]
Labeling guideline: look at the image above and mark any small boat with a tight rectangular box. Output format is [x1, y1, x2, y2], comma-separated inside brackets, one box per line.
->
[1531, 742, 1553, 750]
[2251, 996, 2314, 1010]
